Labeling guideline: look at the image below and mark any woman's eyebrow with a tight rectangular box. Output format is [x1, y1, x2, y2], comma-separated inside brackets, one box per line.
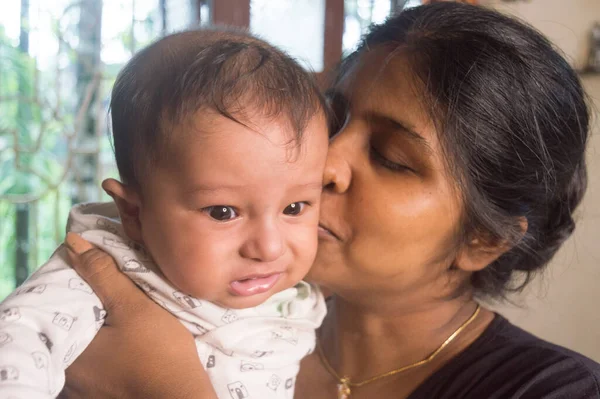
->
[367, 112, 433, 154]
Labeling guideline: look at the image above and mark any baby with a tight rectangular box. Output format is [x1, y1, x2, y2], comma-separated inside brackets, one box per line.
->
[0, 29, 329, 399]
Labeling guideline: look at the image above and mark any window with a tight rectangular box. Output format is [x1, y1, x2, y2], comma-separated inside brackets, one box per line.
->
[343, 0, 427, 55]
[250, 0, 326, 72]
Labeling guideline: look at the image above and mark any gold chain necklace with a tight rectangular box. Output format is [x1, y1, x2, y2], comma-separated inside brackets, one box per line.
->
[316, 305, 481, 399]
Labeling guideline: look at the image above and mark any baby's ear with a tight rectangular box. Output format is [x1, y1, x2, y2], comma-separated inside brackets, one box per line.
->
[102, 178, 143, 242]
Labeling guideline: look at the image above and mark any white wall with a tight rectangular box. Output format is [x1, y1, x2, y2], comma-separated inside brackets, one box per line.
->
[481, 0, 600, 361]
[484, 0, 599, 69]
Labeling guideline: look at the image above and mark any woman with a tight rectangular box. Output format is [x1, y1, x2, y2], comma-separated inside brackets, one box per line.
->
[60, 3, 600, 398]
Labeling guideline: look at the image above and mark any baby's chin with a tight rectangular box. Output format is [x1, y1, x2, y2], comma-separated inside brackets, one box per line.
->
[212, 292, 275, 310]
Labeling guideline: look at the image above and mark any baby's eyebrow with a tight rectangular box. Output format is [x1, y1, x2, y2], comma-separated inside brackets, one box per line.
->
[185, 184, 246, 194]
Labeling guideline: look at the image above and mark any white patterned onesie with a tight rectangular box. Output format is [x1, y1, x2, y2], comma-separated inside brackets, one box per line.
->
[0, 202, 327, 399]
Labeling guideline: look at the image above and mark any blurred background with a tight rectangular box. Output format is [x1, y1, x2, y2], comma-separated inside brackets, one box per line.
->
[1, 0, 599, 360]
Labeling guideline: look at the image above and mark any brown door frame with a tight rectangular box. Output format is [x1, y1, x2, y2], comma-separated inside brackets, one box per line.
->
[322, 0, 344, 82]
[212, 0, 251, 27]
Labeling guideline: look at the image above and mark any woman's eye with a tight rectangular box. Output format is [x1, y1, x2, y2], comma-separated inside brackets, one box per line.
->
[370, 146, 414, 173]
[283, 202, 307, 216]
[204, 206, 238, 221]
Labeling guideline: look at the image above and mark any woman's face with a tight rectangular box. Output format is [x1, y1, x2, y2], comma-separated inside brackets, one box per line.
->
[309, 50, 466, 310]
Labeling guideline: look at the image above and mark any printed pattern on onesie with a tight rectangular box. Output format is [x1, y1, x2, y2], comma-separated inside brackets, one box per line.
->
[0, 249, 104, 398]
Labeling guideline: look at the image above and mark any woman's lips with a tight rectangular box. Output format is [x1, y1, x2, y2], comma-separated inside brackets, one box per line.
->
[229, 273, 282, 296]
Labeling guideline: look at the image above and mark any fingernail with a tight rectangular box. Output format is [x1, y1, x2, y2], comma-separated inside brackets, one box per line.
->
[65, 232, 94, 255]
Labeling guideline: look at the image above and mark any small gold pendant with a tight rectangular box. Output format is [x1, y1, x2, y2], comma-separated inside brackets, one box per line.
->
[337, 377, 351, 399]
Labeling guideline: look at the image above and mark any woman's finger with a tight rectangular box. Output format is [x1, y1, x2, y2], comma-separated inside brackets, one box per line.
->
[64, 232, 147, 315]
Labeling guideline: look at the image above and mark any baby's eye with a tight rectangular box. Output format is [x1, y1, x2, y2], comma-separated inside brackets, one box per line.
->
[283, 202, 307, 216]
[204, 206, 238, 221]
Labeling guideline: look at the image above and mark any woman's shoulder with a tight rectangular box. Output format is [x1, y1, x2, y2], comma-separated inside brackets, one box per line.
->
[409, 314, 600, 399]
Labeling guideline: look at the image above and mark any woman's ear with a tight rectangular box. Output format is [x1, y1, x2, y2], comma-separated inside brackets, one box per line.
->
[102, 178, 143, 242]
[454, 217, 528, 272]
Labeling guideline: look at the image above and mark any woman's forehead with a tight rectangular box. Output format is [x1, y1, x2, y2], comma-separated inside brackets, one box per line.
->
[340, 49, 437, 139]
[340, 47, 416, 88]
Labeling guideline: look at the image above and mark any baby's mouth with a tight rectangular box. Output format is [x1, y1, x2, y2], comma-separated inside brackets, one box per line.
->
[230, 273, 282, 296]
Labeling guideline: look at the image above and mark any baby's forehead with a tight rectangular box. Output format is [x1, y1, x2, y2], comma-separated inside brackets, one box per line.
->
[173, 101, 327, 143]
[151, 116, 326, 201]
[139, 104, 328, 194]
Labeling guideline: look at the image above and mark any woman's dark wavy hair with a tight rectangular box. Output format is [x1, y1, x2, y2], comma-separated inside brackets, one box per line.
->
[333, 3, 590, 299]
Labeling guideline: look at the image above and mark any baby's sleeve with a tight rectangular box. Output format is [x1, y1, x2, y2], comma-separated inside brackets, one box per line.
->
[0, 246, 105, 399]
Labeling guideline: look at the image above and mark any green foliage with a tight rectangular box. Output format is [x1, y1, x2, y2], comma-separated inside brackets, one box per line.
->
[0, 1, 165, 300]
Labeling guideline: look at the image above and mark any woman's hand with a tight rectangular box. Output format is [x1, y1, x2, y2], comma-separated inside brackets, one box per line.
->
[59, 233, 216, 399]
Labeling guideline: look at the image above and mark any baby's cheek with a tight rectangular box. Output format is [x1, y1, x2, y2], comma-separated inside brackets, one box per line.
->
[291, 230, 319, 272]
[163, 262, 222, 299]
[175, 245, 235, 290]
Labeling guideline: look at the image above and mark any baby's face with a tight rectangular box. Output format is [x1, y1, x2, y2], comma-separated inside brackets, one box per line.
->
[137, 110, 328, 308]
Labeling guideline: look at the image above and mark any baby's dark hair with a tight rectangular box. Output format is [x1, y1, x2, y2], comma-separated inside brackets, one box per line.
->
[335, 3, 589, 299]
[110, 28, 326, 188]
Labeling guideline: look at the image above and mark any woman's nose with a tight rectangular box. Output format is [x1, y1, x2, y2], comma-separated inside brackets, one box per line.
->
[323, 139, 352, 194]
[240, 221, 285, 263]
